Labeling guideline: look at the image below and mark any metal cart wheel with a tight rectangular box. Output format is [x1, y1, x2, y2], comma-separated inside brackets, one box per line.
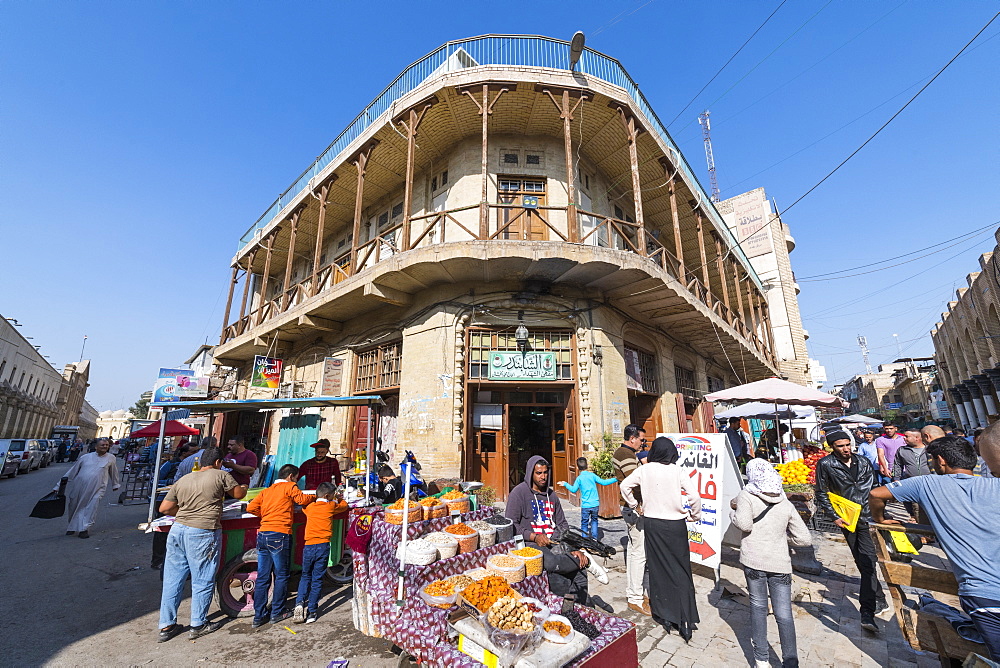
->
[217, 554, 259, 618]
[324, 546, 354, 586]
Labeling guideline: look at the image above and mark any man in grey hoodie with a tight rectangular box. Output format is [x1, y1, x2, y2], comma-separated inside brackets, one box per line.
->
[505, 455, 600, 603]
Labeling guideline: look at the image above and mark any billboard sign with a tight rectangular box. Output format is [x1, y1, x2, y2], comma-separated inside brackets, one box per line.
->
[720, 188, 773, 258]
[321, 357, 345, 395]
[487, 351, 557, 381]
[251, 355, 283, 388]
[153, 368, 209, 403]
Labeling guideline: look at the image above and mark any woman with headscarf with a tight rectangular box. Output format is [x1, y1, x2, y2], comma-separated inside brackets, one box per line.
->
[619, 437, 701, 640]
[730, 458, 812, 668]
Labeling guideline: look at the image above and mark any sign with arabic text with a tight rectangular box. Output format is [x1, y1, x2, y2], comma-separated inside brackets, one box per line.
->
[487, 351, 556, 381]
[153, 368, 209, 403]
[251, 355, 283, 389]
[658, 432, 744, 570]
[321, 357, 345, 395]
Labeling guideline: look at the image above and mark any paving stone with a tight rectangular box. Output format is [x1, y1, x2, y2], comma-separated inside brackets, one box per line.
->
[640, 648, 673, 667]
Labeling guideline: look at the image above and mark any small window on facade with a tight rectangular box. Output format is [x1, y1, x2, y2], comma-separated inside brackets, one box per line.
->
[585, 174, 590, 190]
[499, 180, 520, 192]
[354, 341, 403, 392]
[378, 212, 389, 228]
[625, 346, 659, 394]
[431, 177, 437, 192]
[391, 202, 404, 219]
[526, 154, 541, 165]
[503, 153, 519, 165]
[707, 376, 725, 393]
[674, 365, 696, 396]
[440, 170, 448, 185]
[614, 205, 624, 220]
[523, 181, 545, 193]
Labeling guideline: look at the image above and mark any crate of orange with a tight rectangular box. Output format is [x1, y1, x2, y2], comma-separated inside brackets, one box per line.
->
[459, 574, 519, 615]
[443, 522, 479, 553]
[384, 499, 422, 525]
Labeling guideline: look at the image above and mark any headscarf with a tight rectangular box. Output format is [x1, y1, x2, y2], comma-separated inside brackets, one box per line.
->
[647, 437, 679, 465]
[744, 458, 784, 497]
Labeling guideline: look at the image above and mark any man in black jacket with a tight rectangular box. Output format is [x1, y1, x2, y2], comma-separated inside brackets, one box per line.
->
[815, 431, 889, 633]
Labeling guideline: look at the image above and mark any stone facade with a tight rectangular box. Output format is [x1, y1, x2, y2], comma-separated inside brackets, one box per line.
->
[0, 315, 64, 438]
[209, 37, 791, 497]
[931, 227, 1000, 429]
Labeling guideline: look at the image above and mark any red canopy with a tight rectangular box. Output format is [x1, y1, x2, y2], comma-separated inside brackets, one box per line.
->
[129, 420, 199, 437]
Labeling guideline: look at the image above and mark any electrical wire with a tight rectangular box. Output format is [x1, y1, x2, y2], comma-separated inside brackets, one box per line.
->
[665, 0, 789, 128]
[591, 0, 657, 38]
[780, 9, 1000, 215]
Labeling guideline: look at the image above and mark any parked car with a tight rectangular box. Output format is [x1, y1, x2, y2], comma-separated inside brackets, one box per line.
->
[36, 439, 55, 467]
[0, 439, 24, 478]
[21, 439, 47, 471]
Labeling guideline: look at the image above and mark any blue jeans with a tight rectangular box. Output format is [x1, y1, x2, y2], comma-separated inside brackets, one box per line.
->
[962, 595, 1000, 660]
[581, 506, 599, 539]
[253, 531, 291, 621]
[158, 523, 221, 629]
[745, 567, 798, 667]
[296, 543, 330, 615]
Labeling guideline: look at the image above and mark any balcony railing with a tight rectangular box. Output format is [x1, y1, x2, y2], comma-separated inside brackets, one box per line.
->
[234, 35, 754, 280]
[223, 203, 776, 367]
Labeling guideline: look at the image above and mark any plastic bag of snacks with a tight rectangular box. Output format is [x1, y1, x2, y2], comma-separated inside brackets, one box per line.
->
[424, 531, 459, 559]
[509, 546, 544, 576]
[444, 523, 479, 553]
[484, 596, 541, 666]
[467, 520, 497, 547]
[384, 499, 423, 525]
[487, 553, 526, 583]
[419, 579, 457, 609]
[419, 496, 448, 520]
[398, 538, 437, 565]
[440, 490, 470, 514]
[485, 514, 515, 542]
[542, 614, 574, 643]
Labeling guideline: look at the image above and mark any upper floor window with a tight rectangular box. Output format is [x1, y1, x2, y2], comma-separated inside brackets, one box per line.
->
[625, 345, 658, 394]
[354, 341, 402, 393]
[468, 328, 574, 380]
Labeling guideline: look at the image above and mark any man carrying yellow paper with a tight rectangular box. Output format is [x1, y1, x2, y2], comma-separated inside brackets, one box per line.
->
[815, 431, 889, 633]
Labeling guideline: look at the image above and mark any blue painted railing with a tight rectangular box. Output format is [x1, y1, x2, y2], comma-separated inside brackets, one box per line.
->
[236, 35, 756, 282]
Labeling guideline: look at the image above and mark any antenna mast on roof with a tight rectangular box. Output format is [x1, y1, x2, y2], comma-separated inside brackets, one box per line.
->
[857, 335, 873, 374]
[698, 110, 720, 202]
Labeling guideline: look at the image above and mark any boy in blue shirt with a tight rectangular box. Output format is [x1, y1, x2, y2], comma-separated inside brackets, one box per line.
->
[558, 457, 617, 539]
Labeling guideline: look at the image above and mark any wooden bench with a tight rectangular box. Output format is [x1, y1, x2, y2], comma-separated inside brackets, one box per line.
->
[870, 522, 989, 666]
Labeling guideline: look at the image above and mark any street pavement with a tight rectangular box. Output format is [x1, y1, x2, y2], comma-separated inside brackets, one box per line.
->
[1, 463, 950, 667]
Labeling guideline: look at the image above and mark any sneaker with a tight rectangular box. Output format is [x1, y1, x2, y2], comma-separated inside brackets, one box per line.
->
[78, 531, 90, 539]
[158, 625, 184, 643]
[305, 615, 317, 624]
[251, 618, 269, 629]
[861, 616, 879, 633]
[189, 621, 223, 639]
[875, 599, 893, 620]
[271, 610, 293, 624]
[586, 558, 609, 585]
[755, 661, 770, 668]
[293, 604, 306, 623]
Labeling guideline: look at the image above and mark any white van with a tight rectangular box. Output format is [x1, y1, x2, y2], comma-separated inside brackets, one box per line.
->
[0, 439, 27, 478]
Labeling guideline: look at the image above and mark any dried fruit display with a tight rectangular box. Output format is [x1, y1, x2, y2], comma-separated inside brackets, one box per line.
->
[423, 579, 455, 597]
[487, 596, 535, 632]
[543, 620, 571, 637]
[444, 523, 475, 536]
[446, 574, 474, 592]
[510, 546, 543, 576]
[461, 575, 514, 612]
[487, 554, 526, 583]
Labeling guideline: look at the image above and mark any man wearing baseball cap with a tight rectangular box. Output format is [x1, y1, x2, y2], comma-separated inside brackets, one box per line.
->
[815, 430, 889, 633]
[297, 439, 342, 490]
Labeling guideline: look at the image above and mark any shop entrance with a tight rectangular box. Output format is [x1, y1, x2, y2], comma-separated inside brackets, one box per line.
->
[469, 388, 576, 500]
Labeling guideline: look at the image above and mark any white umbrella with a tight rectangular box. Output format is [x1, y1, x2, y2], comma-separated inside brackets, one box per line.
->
[704, 377, 848, 408]
[829, 414, 882, 425]
[714, 402, 810, 420]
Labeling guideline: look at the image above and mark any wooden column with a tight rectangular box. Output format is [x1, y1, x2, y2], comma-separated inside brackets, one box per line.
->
[731, 257, 747, 325]
[459, 83, 512, 240]
[751, 290, 764, 347]
[311, 178, 337, 297]
[615, 105, 646, 255]
[694, 207, 710, 304]
[712, 233, 731, 316]
[540, 86, 587, 243]
[281, 209, 301, 312]
[349, 141, 377, 273]
[218, 265, 239, 344]
[256, 233, 275, 326]
[237, 250, 256, 324]
[395, 97, 436, 251]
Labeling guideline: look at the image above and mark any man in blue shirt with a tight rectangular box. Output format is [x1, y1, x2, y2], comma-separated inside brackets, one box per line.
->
[856, 430, 880, 471]
[722, 417, 751, 464]
[870, 436, 1000, 660]
[558, 457, 617, 539]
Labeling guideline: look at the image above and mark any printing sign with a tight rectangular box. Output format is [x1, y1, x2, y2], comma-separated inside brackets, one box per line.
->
[659, 433, 744, 570]
[487, 351, 556, 381]
[251, 355, 283, 389]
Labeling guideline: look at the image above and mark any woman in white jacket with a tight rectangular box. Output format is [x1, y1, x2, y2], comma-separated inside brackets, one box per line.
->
[730, 458, 812, 668]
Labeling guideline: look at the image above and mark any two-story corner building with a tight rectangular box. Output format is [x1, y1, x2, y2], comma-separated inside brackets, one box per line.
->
[210, 36, 783, 499]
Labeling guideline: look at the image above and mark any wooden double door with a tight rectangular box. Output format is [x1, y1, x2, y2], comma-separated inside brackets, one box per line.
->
[470, 387, 578, 500]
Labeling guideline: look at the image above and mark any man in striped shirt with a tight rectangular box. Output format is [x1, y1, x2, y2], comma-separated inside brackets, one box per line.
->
[614, 424, 650, 616]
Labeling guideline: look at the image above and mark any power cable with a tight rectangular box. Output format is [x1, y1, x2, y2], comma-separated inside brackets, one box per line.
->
[665, 0, 789, 128]
[779, 10, 1000, 215]
[592, 0, 657, 38]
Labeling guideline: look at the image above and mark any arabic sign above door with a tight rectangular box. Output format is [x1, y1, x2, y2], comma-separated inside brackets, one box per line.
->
[487, 351, 557, 381]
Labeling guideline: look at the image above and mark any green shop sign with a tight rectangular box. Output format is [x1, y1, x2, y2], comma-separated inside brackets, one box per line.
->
[487, 351, 557, 381]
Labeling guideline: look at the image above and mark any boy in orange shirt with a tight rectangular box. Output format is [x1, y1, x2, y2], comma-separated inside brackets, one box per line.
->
[293, 482, 347, 623]
[247, 464, 313, 628]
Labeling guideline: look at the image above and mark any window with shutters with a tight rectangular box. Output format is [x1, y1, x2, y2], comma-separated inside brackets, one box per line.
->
[467, 329, 574, 380]
[354, 341, 402, 392]
[674, 365, 696, 396]
[624, 345, 658, 394]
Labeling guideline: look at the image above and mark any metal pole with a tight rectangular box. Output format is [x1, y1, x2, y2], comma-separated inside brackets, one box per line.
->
[365, 401, 374, 505]
[396, 461, 413, 606]
[146, 409, 169, 525]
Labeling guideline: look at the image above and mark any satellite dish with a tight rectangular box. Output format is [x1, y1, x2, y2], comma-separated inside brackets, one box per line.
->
[569, 31, 585, 70]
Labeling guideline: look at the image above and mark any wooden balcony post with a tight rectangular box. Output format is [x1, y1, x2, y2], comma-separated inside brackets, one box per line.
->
[459, 83, 511, 240]
[256, 233, 275, 326]
[540, 86, 588, 243]
[281, 209, 301, 311]
[712, 233, 731, 316]
[615, 105, 646, 255]
[238, 250, 256, 323]
[731, 257, 747, 326]
[311, 178, 337, 297]
[218, 265, 239, 344]
[395, 97, 436, 252]
[660, 157, 685, 278]
[694, 207, 710, 304]
[349, 141, 377, 273]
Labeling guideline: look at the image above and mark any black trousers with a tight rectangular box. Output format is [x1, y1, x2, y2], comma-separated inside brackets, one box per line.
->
[842, 522, 884, 617]
[539, 545, 588, 604]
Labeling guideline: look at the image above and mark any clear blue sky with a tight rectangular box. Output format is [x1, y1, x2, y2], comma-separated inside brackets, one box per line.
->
[3, 1, 998, 409]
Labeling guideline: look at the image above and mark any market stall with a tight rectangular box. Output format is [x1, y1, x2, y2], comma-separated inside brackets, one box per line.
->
[350, 501, 638, 667]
